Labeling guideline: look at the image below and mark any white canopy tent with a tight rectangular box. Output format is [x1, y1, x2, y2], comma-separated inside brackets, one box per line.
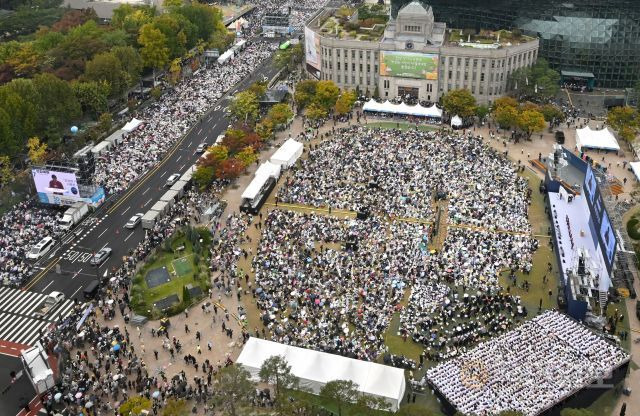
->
[575, 126, 620, 151]
[122, 118, 144, 132]
[242, 174, 271, 200]
[630, 161, 640, 182]
[255, 161, 281, 179]
[270, 138, 303, 168]
[450, 115, 463, 127]
[237, 338, 406, 411]
[362, 99, 442, 118]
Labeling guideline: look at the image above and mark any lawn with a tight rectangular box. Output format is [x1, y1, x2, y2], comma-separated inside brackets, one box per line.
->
[130, 228, 212, 319]
[365, 121, 439, 132]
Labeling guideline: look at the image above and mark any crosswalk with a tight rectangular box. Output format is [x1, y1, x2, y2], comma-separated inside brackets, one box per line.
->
[0, 287, 76, 346]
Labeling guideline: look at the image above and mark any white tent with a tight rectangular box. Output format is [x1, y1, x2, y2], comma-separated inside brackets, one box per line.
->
[91, 141, 112, 155]
[242, 174, 271, 200]
[630, 161, 640, 182]
[575, 126, 620, 151]
[270, 138, 303, 168]
[122, 118, 144, 132]
[237, 338, 406, 411]
[255, 161, 281, 179]
[362, 99, 442, 118]
[451, 115, 463, 127]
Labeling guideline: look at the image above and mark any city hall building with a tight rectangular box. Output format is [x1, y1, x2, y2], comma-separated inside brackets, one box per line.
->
[304, 1, 539, 104]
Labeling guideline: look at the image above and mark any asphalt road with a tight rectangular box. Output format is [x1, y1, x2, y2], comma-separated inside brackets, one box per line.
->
[25, 55, 281, 300]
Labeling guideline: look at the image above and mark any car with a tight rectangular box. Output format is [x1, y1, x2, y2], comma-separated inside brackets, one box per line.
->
[124, 213, 144, 229]
[196, 142, 208, 153]
[165, 173, 180, 187]
[26, 236, 55, 260]
[90, 247, 112, 266]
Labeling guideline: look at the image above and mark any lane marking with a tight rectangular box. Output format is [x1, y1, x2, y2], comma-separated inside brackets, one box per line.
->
[124, 232, 135, 242]
[160, 171, 168, 178]
[142, 187, 150, 195]
[176, 155, 182, 162]
[41, 281, 54, 293]
[144, 198, 152, 207]
[198, 128, 203, 135]
[97, 229, 108, 239]
[70, 286, 82, 300]
[122, 205, 131, 215]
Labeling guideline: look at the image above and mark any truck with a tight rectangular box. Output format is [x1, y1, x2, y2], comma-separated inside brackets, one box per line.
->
[34, 291, 65, 317]
[58, 202, 89, 231]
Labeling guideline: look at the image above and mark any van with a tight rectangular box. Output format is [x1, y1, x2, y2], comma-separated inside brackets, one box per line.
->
[83, 280, 100, 300]
[26, 236, 55, 260]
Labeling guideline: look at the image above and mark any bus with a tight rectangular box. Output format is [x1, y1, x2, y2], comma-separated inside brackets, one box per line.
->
[279, 40, 291, 50]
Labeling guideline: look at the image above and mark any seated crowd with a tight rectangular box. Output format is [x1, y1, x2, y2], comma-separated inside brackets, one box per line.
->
[426, 310, 630, 416]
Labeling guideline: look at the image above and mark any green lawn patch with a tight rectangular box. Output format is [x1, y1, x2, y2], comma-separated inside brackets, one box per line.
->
[130, 227, 212, 319]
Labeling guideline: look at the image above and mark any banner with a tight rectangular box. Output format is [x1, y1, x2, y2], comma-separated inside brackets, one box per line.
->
[304, 27, 321, 70]
[379, 51, 438, 80]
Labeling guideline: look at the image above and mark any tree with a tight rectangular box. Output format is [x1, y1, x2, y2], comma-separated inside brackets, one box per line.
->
[396, 404, 438, 416]
[259, 355, 299, 406]
[319, 380, 359, 416]
[5, 43, 42, 77]
[72, 80, 109, 118]
[294, 79, 318, 109]
[350, 395, 392, 414]
[193, 165, 215, 190]
[229, 91, 259, 123]
[267, 103, 293, 126]
[98, 112, 112, 133]
[210, 364, 255, 416]
[255, 117, 274, 139]
[118, 396, 151, 415]
[176, 3, 226, 45]
[218, 158, 246, 180]
[0, 155, 13, 189]
[235, 146, 257, 167]
[111, 45, 143, 87]
[607, 106, 640, 143]
[32, 73, 81, 140]
[475, 104, 490, 120]
[275, 43, 304, 72]
[494, 104, 519, 129]
[0, 87, 38, 159]
[138, 23, 170, 73]
[182, 284, 191, 304]
[169, 58, 182, 85]
[162, 0, 183, 10]
[441, 88, 477, 118]
[27, 137, 48, 164]
[305, 103, 327, 120]
[540, 103, 565, 122]
[203, 145, 229, 164]
[162, 398, 188, 416]
[334, 90, 357, 115]
[493, 96, 519, 111]
[84, 51, 129, 99]
[246, 81, 267, 99]
[222, 128, 248, 154]
[314, 80, 340, 110]
[509, 58, 560, 100]
[517, 109, 546, 139]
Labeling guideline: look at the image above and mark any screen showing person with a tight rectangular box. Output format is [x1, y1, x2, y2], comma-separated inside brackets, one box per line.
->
[32, 169, 79, 197]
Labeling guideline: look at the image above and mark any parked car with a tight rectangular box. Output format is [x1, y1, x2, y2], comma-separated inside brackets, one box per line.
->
[90, 247, 112, 266]
[125, 213, 144, 229]
[165, 173, 180, 187]
[196, 142, 208, 153]
[26, 236, 55, 260]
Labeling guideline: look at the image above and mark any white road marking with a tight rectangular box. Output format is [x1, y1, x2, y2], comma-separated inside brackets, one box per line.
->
[160, 171, 168, 178]
[142, 187, 150, 195]
[176, 155, 182, 162]
[97, 229, 108, 238]
[198, 128, 203, 135]
[122, 206, 131, 215]
[70, 286, 82, 300]
[71, 268, 83, 279]
[180, 163, 186, 170]
[144, 198, 152, 207]
[41, 281, 54, 293]
[124, 232, 135, 242]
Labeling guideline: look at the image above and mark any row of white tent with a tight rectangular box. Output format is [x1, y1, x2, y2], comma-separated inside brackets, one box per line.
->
[237, 338, 406, 411]
[362, 99, 443, 118]
[241, 138, 303, 201]
[90, 118, 145, 156]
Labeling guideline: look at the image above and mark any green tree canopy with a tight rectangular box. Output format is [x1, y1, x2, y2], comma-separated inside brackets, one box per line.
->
[314, 80, 340, 110]
[267, 103, 293, 125]
[228, 91, 259, 123]
[319, 380, 359, 416]
[494, 104, 519, 129]
[334, 89, 357, 115]
[83, 51, 129, 98]
[294, 79, 318, 109]
[510, 58, 560, 100]
[72, 80, 110, 117]
[517, 109, 546, 138]
[210, 364, 255, 416]
[138, 23, 170, 71]
[607, 106, 639, 143]
[259, 355, 299, 406]
[441, 88, 477, 118]
[118, 396, 151, 415]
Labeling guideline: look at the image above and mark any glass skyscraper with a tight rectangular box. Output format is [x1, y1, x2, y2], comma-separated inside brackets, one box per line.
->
[391, 0, 640, 88]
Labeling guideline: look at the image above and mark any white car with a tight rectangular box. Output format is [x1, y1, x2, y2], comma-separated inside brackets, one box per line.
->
[125, 213, 144, 229]
[196, 143, 208, 153]
[165, 173, 180, 187]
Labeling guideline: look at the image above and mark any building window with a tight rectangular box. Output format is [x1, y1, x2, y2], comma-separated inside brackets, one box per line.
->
[473, 59, 477, 67]
[448, 70, 452, 79]
[337, 74, 341, 83]
[457, 57, 461, 65]
[384, 80, 389, 88]
[404, 25, 421, 32]
[479, 86, 483, 94]
[465, 58, 470, 66]
[374, 65, 378, 73]
[481, 73, 485, 82]
[351, 50, 355, 59]
[472, 72, 476, 81]
[337, 49, 341, 57]
[352, 63, 355, 71]
[464, 72, 468, 81]
[359, 50, 363, 59]
[367, 64, 370, 72]
[481, 59, 486, 68]
[366, 51, 370, 59]
[352, 75, 355, 84]
[491, 60, 495, 68]
[359, 64, 363, 72]
[472, 86, 475, 94]
[337, 62, 341, 70]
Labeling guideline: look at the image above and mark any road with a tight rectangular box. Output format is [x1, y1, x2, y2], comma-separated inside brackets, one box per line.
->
[24, 56, 281, 300]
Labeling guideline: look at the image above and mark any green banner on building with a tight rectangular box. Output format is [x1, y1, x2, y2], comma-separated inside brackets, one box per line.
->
[379, 51, 438, 80]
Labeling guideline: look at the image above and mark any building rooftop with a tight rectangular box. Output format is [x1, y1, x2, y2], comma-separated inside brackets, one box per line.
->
[444, 28, 536, 48]
[316, 4, 389, 42]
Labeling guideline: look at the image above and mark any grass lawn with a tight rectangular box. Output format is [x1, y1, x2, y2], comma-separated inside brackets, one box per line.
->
[365, 121, 439, 132]
[132, 236, 209, 318]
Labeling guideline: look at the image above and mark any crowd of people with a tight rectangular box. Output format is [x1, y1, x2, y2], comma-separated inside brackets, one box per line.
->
[95, 41, 276, 195]
[426, 310, 629, 416]
[278, 126, 532, 232]
[0, 201, 64, 287]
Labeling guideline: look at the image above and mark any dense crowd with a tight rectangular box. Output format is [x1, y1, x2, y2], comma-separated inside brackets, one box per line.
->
[278, 126, 532, 232]
[95, 41, 276, 195]
[0, 201, 64, 287]
[426, 310, 630, 416]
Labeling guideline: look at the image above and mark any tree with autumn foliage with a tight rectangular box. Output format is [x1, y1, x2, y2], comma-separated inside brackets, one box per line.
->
[607, 106, 640, 143]
[267, 103, 293, 126]
[517, 109, 546, 139]
[219, 158, 246, 180]
[334, 89, 357, 115]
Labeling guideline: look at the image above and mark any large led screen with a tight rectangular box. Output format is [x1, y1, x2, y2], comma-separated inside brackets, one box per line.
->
[379, 51, 438, 80]
[32, 168, 79, 197]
